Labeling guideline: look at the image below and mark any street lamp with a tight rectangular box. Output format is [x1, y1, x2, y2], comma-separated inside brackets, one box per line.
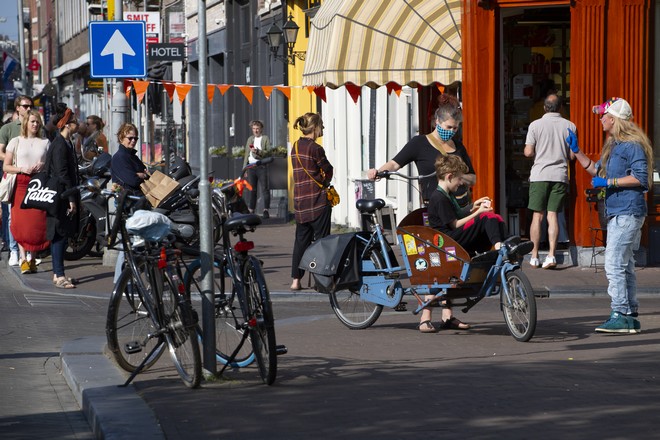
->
[266, 14, 306, 65]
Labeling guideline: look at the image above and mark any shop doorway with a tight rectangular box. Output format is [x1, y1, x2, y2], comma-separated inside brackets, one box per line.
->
[500, 6, 571, 241]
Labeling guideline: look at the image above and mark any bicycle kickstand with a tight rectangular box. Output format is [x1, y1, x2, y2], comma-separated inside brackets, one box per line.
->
[119, 341, 166, 387]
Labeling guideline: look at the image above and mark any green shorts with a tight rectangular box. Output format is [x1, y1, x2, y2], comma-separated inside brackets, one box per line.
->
[528, 181, 567, 212]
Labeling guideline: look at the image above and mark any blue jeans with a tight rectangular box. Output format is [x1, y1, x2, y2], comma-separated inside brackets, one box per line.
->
[7, 204, 18, 253]
[51, 232, 67, 277]
[604, 215, 644, 315]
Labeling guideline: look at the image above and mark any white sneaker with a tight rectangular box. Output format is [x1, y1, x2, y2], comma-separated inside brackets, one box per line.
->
[542, 255, 557, 269]
[529, 257, 540, 268]
[8, 252, 19, 267]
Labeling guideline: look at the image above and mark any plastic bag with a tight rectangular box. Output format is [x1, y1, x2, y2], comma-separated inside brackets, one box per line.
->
[125, 210, 172, 242]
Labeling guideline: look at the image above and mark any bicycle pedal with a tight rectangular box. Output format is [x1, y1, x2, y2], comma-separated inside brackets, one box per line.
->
[124, 341, 142, 354]
[393, 302, 407, 312]
[276, 345, 288, 356]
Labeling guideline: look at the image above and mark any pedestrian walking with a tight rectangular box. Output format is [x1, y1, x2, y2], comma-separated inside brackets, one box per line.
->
[567, 97, 652, 333]
[290, 112, 333, 291]
[524, 94, 576, 269]
[243, 119, 272, 218]
[3, 109, 50, 274]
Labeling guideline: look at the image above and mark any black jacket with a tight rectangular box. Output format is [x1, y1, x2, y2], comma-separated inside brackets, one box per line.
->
[111, 144, 146, 191]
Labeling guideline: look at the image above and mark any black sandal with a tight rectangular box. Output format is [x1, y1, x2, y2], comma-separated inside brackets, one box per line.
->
[417, 320, 437, 333]
[440, 317, 471, 330]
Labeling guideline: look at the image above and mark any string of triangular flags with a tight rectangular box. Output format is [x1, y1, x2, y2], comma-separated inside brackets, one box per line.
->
[125, 79, 446, 105]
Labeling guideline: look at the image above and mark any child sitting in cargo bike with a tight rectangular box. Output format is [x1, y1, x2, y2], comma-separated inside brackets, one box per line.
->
[419, 154, 509, 333]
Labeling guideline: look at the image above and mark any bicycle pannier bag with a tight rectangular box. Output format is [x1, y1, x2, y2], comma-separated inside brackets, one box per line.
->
[299, 233, 361, 293]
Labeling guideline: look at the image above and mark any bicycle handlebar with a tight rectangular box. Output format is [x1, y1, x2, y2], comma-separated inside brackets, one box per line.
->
[375, 170, 435, 181]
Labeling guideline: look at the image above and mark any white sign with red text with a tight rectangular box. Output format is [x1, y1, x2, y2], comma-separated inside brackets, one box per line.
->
[123, 11, 160, 44]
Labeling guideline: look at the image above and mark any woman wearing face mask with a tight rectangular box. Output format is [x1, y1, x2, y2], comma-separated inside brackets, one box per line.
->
[367, 94, 476, 203]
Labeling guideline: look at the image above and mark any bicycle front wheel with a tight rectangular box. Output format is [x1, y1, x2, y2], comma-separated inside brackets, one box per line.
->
[329, 247, 384, 330]
[185, 258, 254, 367]
[243, 256, 277, 385]
[106, 265, 165, 372]
[501, 269, 537, 342]
[162, 272, 202, 388]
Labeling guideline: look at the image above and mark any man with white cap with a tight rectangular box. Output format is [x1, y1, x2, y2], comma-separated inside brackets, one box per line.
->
[567, 97, 652, 334]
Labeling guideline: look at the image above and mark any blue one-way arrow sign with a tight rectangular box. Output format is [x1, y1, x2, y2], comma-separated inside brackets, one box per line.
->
[89, 21, 147, 78]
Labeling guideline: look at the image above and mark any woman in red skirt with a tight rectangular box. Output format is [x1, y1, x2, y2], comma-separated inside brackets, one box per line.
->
[3, 109, 50, 274]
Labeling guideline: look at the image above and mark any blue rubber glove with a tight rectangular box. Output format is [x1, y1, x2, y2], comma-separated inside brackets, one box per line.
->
[592, 177, 607, 188]
[566, 128, 580, 153]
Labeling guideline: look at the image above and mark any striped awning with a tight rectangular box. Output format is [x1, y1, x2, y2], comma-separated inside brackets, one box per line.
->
[302, 0, 462, 88]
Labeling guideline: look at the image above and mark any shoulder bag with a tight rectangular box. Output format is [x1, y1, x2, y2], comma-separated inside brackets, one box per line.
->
[295, 140, 340, 207]
[20, 152, 62, 216]
[0, 139, 20, 204]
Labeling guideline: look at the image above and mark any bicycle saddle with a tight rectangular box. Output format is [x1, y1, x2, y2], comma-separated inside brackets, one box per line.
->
[356, 198, 386, 213]
[224, 213, 262, 231]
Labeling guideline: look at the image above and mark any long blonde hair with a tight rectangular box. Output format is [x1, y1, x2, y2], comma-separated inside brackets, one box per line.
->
[598, 118, 654, 187]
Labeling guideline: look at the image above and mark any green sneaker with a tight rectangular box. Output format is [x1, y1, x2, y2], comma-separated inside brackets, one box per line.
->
[626, 315, 641, 334]
[595, 311, 630, 333]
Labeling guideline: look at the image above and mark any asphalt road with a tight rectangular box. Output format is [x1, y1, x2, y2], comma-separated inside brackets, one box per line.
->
[3, 262, 660, 439]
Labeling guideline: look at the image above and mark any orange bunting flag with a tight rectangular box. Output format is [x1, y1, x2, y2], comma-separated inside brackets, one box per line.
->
[217, 84, 231, 96]
[313, 86, 327, 103]
[233, 178, 252, 196]
[132, 80, 150, 103]
[385, 82, 402, 96]
[436, 83, 446, 94]
[261, 86, 274, 100]
[276, 86, 291, 100]
[207, 84, 215, 103]
[305, 86, 315, 95]
[162, 82, 176, 102]
[125, 85, 132, 99]
[237, 86, 254, 105]
[175, 83, 193, 105]
[344, 83, 362, 104]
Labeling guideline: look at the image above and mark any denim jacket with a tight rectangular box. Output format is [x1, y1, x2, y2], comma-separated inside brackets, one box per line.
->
[596, 140, 648, 217]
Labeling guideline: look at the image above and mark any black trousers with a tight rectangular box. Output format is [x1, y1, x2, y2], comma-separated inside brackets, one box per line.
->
[246, 165, 270, 212]
[291, 205, 332, 279]
[448, 212, 507, 254]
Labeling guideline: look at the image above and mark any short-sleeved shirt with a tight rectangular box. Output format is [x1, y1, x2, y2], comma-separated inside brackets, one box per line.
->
[525, 112, 576, 183]
[392, 135, 475, 201]
[0, 120, 22, 147]
[6, 136, 49, 169]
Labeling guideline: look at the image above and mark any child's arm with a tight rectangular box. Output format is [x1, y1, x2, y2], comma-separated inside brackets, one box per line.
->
[455, 201, 493, 228]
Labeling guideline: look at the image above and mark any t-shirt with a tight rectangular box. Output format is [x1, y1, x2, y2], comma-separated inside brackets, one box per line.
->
[6, 136, 49, 169]
[428, 188, 458, 235]
[525, 112, 576, 183]
[392, 135, 475, 201]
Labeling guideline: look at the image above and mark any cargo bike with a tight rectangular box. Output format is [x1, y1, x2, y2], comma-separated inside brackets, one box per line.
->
[299, 171, 537, 342]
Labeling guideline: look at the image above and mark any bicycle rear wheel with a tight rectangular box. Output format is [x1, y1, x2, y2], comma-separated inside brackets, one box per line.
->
[106, 265, 165, 372]
[329, 247, 384, 330]
[501, 269, 537, 342]
[185, 258, 254, 367]
[243, 256, 277, 385]
[161, 271, 202, 388]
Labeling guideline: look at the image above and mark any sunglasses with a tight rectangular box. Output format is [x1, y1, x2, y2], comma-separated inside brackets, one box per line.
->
[19, 104, 32, 109]
[126, 136, 139, 142]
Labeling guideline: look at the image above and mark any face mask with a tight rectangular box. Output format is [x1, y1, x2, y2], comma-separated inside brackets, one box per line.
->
[436, 125, 455, 142]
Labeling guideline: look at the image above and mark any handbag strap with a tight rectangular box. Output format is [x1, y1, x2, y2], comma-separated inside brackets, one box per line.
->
[426, 133, 448, 156]
[295, 140, 325, 189]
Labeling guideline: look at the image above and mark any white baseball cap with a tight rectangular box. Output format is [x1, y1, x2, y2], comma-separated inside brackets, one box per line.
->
[592, 97, 633, 120]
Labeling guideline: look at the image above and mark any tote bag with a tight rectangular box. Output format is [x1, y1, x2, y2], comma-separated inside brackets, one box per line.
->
[0, 173, 16, 203]
[21, 172, 61, 216]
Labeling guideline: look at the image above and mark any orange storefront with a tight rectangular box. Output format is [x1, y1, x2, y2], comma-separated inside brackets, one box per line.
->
[461, 0, 656, 262]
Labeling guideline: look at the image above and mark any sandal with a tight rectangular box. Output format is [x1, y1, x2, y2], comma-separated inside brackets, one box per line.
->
[54, 278, 76, 289]
[417, 320, 437, 333]
[440, 317, 471, 330]
[53, 277, 79, 286]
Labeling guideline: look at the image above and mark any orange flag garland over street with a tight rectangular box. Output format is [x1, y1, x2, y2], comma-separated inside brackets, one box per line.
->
[175, 84, 192, 105]
[276, 86, 291, 100]
[237, 86, 254, 105]
[163, 82, 176, 102]
[217, 84, 231, 95]
[207, 84, 215, 103]
[132, 80, 150, 103]
[261, 86, 274, 100]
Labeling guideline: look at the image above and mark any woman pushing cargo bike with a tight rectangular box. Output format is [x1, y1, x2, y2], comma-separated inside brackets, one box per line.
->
[300, 155, 537, 342]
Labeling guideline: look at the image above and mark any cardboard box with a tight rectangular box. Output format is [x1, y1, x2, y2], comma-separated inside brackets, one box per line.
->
[140, 170, 180, 207]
